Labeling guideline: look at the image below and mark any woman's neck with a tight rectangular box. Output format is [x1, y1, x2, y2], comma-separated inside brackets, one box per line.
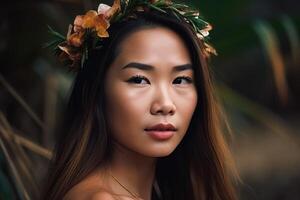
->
[107, 142, 157, 200]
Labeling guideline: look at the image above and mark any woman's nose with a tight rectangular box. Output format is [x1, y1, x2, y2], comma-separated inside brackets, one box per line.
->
[150, 86, 176, 116]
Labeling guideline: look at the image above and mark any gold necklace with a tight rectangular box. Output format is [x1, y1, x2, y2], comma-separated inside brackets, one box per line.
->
[110, 173, 141, 199]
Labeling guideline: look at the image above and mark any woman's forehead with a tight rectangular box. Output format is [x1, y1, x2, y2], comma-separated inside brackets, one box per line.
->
[112, 27, 192, 70]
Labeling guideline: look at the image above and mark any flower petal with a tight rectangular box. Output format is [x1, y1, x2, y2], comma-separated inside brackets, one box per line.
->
[58, 43, 79, 57]
[66, 24, 73, 40]
[204, 43, 217, 56]
[197, 24, 212, 39]
[199, 30, 209, 37]
[97, 4, 111, 15]
[58, 42, 72, 56]
[58, 42, 82, 71]
[94, 14, 110, 37]
[95, 14, 110, 28]
[105, 0, 121, 20]
[82, 10, 98, 28]
[196, 33, 204, 39]
[96, 26, 109, 38]
[74, 15, 84, 32]
[68, 31, 85, 47]
[204, 24, 212, 32]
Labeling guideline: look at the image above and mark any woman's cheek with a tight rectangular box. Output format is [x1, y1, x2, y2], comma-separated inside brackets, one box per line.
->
[179, 88, 197, 124]
[110, 84, 148, 123]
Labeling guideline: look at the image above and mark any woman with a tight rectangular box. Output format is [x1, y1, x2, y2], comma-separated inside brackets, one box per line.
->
[43, 0, 239, 199]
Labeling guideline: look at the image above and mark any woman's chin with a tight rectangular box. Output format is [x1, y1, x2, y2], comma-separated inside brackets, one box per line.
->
[141, 145, 177, 158]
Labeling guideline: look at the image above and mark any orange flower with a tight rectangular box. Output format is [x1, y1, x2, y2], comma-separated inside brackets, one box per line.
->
[80, 10, 110, 38]
[94, 14, 110, 37]
[56, 0, 122, 70]
[71, 0, 121, 40]
[74, 15, 84, 33]
[58, 23, 83, 70]
[68, 31, 85, 47]
[82, 10, 98, 29]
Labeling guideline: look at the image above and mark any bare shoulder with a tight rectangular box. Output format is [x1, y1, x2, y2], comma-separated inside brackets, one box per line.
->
[90, 190, 116, 200]
[64, 168, 115, 200]
[64, 188, 116, 200]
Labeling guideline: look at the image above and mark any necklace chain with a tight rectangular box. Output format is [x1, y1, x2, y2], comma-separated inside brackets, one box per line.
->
[110, 172, 140, 199]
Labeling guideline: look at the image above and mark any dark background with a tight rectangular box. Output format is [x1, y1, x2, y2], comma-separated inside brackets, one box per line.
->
[0, 0, 299, 199]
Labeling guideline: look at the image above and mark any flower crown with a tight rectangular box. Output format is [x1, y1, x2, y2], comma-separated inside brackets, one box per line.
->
[47, 0, 217, 72]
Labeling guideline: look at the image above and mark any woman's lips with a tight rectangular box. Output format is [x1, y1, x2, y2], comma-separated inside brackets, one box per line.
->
[145, 130, 175, 140]
[144, 123, 177, 140]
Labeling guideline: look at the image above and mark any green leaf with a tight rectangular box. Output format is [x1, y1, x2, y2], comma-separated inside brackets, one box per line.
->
[47, 25, 66, 40]
[43, 38, 64, 49]
[149, 4, 167, 13]
[171, 10, 181, 21]
[172, 3, 189, 9]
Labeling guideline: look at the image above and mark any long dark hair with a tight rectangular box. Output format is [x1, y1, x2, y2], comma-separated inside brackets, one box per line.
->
[42, 11, 239, 200]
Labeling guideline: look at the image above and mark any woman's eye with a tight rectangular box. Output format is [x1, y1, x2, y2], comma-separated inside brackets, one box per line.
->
[126, 75, 150, 84]
[173, 76, 193, 84]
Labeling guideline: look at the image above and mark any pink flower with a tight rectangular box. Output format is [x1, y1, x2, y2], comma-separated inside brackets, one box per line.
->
[97, 4, 112, 17]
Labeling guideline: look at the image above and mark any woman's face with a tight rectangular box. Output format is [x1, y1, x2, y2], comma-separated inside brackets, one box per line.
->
[104, 27, 197, 157]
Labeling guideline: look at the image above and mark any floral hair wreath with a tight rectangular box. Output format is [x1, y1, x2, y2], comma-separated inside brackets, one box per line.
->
[47, 0, 217, 72]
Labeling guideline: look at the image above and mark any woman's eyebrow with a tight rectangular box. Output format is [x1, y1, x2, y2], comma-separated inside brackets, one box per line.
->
[121, 62, 193, 71]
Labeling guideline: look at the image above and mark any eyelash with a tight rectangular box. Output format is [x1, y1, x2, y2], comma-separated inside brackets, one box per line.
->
[126, 75, 193, 84]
